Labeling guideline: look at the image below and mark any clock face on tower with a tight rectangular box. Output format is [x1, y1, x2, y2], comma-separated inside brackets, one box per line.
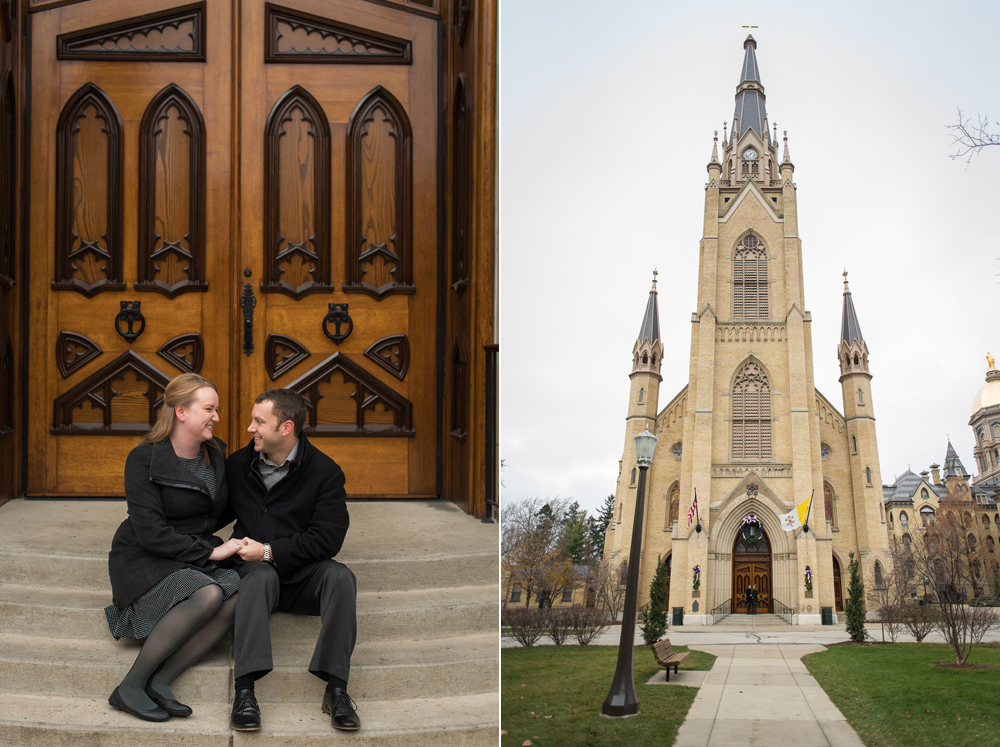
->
[743, 148, 758, 160]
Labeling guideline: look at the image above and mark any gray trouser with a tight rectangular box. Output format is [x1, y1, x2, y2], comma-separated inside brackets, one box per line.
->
[233, 560, 357, 683]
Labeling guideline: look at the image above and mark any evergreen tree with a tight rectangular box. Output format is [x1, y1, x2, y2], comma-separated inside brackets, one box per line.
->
[560, 501, 589, 564]
[639, 556, 670, 644]
[845, 551, 867, 642]
[588, 494, 616, 558]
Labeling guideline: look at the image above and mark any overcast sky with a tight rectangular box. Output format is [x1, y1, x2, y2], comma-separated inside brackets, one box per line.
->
[499, 0, 1000, 518]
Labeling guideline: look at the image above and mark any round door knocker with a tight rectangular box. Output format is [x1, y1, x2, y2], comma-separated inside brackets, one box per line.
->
[323, 303, 353, 344]
[115, 300, 145, 342]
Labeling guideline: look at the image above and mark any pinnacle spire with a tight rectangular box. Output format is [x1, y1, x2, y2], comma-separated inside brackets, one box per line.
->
[944, 439, 968, 478]
[733, 34, 768, 142]
[637, 270, 660, 345]
[840, 271, 864, 346]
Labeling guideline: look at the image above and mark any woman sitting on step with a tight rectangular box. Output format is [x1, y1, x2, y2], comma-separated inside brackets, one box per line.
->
[104, 373, 245, 722]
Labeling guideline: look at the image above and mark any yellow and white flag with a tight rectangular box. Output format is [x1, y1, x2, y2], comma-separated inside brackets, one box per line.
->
[779, 493, 812, 531]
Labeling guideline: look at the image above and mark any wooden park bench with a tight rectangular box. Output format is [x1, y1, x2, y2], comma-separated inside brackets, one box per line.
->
[651, 638, 690, 682]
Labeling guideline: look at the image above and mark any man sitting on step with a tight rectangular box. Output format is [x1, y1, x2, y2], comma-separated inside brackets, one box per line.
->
[220, 388, 360, 732]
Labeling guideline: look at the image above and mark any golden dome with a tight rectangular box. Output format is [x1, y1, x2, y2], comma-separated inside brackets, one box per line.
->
[972, 367, 1000, 416]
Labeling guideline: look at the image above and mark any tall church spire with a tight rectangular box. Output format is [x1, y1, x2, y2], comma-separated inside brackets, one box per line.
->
[733, 35, 768, 142]
[631, 271, 663, 379]
[838, 271, 870, 378]
[637, 271, 660, 345]
[840, 272, 864, 347]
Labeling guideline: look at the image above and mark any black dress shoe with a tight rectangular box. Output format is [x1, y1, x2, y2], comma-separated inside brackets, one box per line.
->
[108, 686, 171, 722]
[322, 688, 361, 730]
[230, 689, 261, 731]
[145, 685, 193, 717]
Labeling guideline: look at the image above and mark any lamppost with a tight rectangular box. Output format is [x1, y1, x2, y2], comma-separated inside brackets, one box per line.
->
[602, 426, 657, 718]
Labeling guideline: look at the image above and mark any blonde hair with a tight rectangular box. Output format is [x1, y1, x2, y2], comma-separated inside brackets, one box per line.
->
[142, 373, 220, 462]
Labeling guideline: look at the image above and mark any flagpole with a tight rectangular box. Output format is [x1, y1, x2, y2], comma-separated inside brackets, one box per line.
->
[694, 488, 701, 534]
[802, 490, 814, 534]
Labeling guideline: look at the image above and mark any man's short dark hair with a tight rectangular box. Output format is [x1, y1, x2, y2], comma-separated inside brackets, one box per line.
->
[256, 389, 307, 436]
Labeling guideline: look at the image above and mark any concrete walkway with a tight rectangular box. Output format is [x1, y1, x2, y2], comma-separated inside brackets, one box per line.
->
[673, 644, 865, 747]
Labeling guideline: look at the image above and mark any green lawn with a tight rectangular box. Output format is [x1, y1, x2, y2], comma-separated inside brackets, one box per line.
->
[501, 644, 715, 747]
[803, 643, 1000, 747]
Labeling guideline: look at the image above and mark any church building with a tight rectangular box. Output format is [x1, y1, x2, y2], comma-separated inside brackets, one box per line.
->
[604, 35, 891, 624]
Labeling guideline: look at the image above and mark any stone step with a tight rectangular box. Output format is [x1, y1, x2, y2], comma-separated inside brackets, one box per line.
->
[0, 690, 499, 746]
[0, 499, 498, 595]
[0, 549, 497, 595]
[0, 583, 499, 643]
[0, 631, 497, 703]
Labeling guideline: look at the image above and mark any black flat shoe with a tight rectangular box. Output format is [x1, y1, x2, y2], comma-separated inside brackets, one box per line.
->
[145, 685, 193, 717]
[108, 686, 171, 722]
[322, 688, 360, 730]
[230, 689, 261, 731]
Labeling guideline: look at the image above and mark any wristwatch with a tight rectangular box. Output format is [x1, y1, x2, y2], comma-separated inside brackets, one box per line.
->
[262, 543, 271, 562]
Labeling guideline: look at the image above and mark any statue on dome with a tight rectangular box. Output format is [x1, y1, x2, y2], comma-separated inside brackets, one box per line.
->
[988, 352, 995, 370]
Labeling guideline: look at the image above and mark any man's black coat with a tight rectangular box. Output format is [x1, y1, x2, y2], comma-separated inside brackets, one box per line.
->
[220, 432, 349, 588]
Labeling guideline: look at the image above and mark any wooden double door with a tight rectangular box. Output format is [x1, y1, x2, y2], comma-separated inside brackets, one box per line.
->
[733, 557, 771, 614]
[26, 0, 441, 498]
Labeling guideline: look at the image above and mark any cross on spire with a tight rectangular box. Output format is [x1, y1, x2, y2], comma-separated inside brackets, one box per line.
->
[742, 24, 758, 30]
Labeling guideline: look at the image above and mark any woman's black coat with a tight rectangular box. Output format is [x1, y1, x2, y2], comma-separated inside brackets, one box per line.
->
[107, 439, 228, 608]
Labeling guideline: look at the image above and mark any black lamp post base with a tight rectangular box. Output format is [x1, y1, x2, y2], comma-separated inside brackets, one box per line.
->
[599, 708, 641, 719]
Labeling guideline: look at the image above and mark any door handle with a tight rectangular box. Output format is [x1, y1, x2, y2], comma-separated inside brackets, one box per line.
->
[241, 283, 256, 356]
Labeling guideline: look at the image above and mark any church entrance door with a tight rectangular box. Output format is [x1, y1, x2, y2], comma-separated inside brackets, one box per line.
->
[24, 0, 440, 499]
[732, 518, 772, 614]
[833, 556, 844, 611]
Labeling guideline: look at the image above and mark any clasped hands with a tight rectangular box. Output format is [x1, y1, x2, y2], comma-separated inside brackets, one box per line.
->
[209, 537, 268, 562]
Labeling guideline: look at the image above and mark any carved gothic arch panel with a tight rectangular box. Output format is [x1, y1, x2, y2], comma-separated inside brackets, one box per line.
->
[364, 334, 409, 380]
[53, 83, 126, 297]
[286, 351, 414, 436]
[157, 333, 204, 374]
[344, 86, 414, 300]
[56, 2, 206, 61]
[56, 331, 103, 378]
[262, 85, 333, 299]
[136, 84, 208, 297]
[265, 3, 413, 64]
[265, 334, 311, 380]
[51, 350, 171, 435]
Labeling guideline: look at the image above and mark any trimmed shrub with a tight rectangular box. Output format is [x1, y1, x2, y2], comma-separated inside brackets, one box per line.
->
[502, 608, 547, 647]
[546, 608, 573, 645]
[570, 607, 610, 645]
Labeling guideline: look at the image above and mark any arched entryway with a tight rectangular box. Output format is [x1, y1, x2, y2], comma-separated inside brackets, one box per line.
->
[732, 517, 772, 613]
[833, 556, 844, 612]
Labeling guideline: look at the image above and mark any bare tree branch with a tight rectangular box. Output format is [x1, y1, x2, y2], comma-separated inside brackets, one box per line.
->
[947, 108, 1000, 167]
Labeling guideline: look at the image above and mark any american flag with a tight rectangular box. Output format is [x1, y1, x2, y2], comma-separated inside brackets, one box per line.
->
[687, 493, 698, 528]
